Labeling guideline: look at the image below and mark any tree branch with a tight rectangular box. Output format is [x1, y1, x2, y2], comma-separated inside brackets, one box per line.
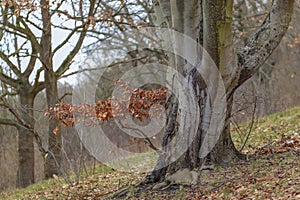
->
[0, 118, 19, 127]
[6, 21, 42, 54]
[0, 27, 27, 39]
[23, 44, 38, 78]
[0, 51, 22, 78]
[31, 67, 45, 96]
[237, 0, 295, 86]
[59, 56, 146, 79]
[55, 0, 96, 77]
[52, 24, 85, 56]
[0, 69, 19, 88]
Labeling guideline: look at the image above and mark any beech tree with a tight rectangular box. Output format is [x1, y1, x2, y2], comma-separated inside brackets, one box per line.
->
[146, 0, 295, 182]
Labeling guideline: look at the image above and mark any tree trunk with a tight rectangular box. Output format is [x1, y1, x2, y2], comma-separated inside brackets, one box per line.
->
[148, 0, 294, 183]
[44, 70, 61, 179]
[41, 0, 61, 178]
[16, 91, 35, 188]
[149, 79, 240, 182]
[147, 0, 237, 183]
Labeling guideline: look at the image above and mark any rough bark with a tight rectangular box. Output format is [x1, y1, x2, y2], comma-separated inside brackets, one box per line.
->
[237, 0, 295, 86]
[148, 0, 294, 183]
[202, 0, 242, 164]
[148, 0, 206, 182]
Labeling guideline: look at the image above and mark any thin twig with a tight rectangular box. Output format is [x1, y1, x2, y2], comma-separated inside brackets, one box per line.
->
[231, 119, 244, 143]
[59, 56, 147, 79]
[239, 97, 257, 151]
[118, 120, 162, 154]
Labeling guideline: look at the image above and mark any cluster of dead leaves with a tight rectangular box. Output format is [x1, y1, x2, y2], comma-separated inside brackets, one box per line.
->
[44, 81, 168, 134]
[0, 0, 36, 16]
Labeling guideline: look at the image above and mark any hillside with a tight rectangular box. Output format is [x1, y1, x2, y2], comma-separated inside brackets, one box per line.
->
[1, 107, 299, 199]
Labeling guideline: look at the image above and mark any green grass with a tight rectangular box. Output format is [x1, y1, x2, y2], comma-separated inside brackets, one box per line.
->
[0, 164, 146, 200]
[1, 106, 299, 199]
[231, 106, 300, 152]
[107, 151, 158, 172]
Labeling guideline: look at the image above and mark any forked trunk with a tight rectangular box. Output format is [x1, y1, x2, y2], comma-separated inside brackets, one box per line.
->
[147, 0, 239, 182]
[148, 0, 294, 183]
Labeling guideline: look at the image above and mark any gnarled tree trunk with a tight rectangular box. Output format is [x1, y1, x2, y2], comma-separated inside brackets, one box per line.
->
[148, 0, 294, 182]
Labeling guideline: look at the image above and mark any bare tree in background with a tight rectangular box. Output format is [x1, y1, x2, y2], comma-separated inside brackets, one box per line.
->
[0, 3, 45, 186]
[0, 0, 119, 187]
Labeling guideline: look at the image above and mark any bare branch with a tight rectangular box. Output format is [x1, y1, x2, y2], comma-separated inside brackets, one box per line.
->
[50, 0, 65, 17]
[238, 0, 295, 85]
[0, 118, 19, 127]
[52, 24, 86, 55]
[59, 56, 147, 79]
[0, 51, 22, 77]
[0, 69, 19, 88]
[239, 97, 257, 151]
[6, 21, 42, 53]
[23, 44, 38, 78]
[55, 1, 96, 77]
[118, 120, 162, 154]
[31, 67, 45, 95]
[58, 92, 72, 101]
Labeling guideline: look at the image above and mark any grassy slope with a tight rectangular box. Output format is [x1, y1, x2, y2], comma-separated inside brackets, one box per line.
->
[1, 107, 299, 199]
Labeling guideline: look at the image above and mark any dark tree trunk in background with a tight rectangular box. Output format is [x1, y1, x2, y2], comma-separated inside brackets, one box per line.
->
[41, 0, 61, 178]
[44, 70, 61, 179]
[16, 90, 35, 187]
[149, 0, 294, 182]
